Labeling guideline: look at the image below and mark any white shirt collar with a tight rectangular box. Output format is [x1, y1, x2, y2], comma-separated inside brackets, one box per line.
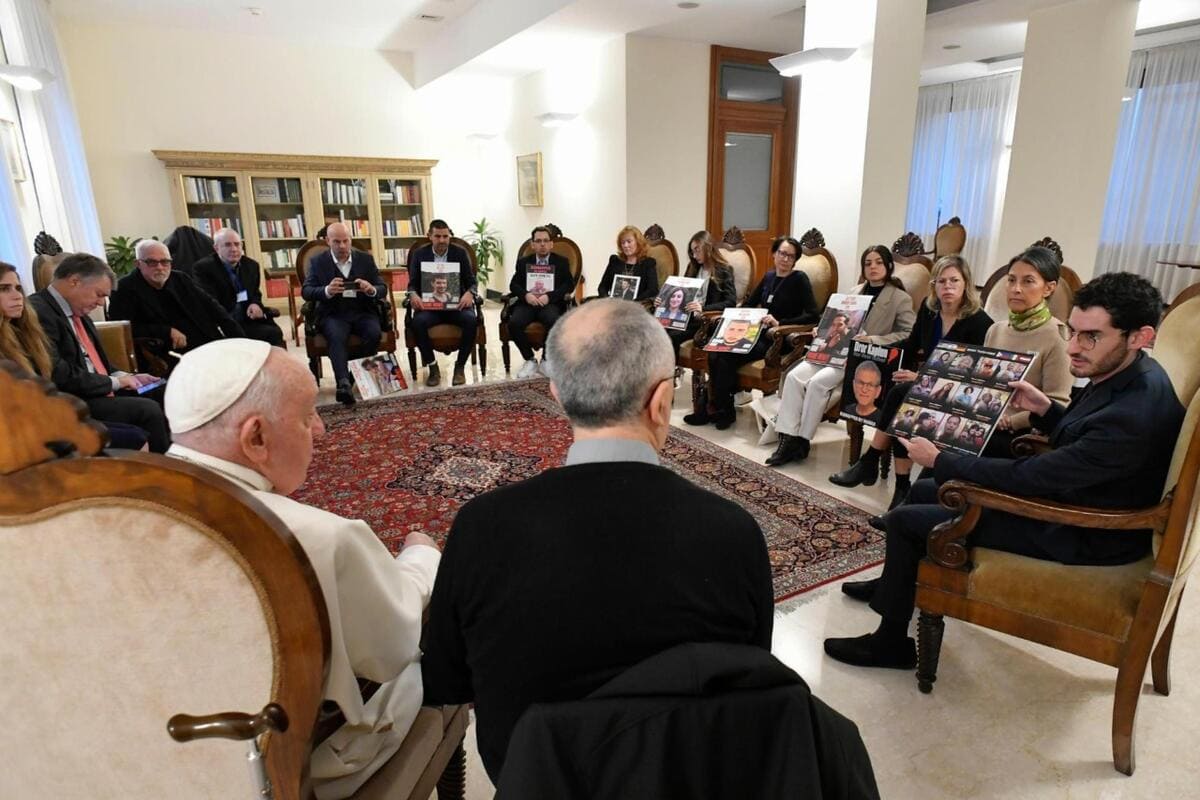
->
[46, 284, 75, 317]
[167, 443, 274, 492]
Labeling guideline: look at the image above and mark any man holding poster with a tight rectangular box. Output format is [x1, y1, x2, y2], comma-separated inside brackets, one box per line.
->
[407, 219, 478, 387]
[507, 225, 575, 378]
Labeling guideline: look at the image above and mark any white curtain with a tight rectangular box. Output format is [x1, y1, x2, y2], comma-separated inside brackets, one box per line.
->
[1096, 41, 1200, 303]
[5, 0, 104, 257]
[0, 133, 31, 270]
[904, 72, 1020, 275]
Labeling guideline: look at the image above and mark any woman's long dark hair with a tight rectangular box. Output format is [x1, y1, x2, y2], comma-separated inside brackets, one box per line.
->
[686, 230, 732, 292]
[859, 244, 904, 289]
[0, 262, 53, 377]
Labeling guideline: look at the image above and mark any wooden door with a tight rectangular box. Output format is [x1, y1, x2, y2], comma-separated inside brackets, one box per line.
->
[706, 46, 798, 284]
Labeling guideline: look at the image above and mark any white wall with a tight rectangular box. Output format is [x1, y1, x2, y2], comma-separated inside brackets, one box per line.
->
[54, 18, 511, 245]
[624, 35, 709, 254]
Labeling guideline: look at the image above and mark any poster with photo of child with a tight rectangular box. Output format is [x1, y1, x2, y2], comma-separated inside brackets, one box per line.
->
[887, 341, 1036, 456]
[839, 340, 902, 427]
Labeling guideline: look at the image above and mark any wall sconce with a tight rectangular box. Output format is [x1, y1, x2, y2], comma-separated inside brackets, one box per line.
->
[0, 65, 55, 91]
[769, 47, 856, 77]
[467, 132, 498, 140]
[536, 112, 578, 128]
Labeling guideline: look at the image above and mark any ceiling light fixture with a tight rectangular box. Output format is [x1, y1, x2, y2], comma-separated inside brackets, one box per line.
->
[678, 2, 701, 8]
[419, 14, 444, 22]
[536, 111, 578, 128]
[943, 43, 961, 50]
[769, 47, 856, 77]
[0, 65, 55, 91]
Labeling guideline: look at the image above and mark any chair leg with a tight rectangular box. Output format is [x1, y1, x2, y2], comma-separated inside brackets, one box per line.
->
[436, 741, 466, 800]
[917, 611, 945, 694]
[1152, 591, 1184, 696]
[478, 343, 487, 376]
[308, 356, 321, 384]
[502, 340, 511, 374]
[880, 447, 892, 479]
[407, 347, 418, 378]
[1113, 653, 1152, 776]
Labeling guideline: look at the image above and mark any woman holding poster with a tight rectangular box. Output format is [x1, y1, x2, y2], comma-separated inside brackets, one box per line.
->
[659, 231, 737, 354]
[766, 245, 914, 467]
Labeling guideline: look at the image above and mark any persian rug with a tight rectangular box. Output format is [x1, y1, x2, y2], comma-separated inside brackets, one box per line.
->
[293, 379, 883, 603]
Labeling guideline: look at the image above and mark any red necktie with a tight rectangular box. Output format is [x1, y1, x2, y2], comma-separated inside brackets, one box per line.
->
[73, 314, 114, 397]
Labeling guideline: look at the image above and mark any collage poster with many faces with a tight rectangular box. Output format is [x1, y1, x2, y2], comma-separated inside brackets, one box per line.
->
[887, 342, 1036, 456]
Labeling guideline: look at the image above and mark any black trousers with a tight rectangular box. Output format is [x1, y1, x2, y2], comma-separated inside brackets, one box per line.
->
[707, 338, 772, 413]
[666, 318, 703, 356]
[87, 395, 170, 454]
[321, 310, 382, 385]
[868, 477, 1062, 625]
[507, 303, 563, 361]
[242, 317, 285, 349]
[411, 308, 478, 367]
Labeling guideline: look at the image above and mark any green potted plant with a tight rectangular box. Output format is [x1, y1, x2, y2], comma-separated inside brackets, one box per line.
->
[465, 218, 503, 299]
[104, 235, 146, 277]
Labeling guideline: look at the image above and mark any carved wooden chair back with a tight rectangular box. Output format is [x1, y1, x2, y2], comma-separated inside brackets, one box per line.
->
[0, 364, 329, 798]
[715, 227, 757, 304]
[795, 228, 838, 310]
[644, 224, 680, 288]
[933, 216, 966, 258]
[913, 295, 1200, 775]
[981, 238, 1082, 323]
[892, 231, 934, 312]
[514, 234, 585, 303]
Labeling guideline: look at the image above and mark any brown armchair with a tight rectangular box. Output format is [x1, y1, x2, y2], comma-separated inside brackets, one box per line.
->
[676, 227, 758, 381]
[498, 230, 583, 373]
[981, 236, 1082, 323]
[295, 240, 399, 382]
[922, 215, 966, 259]
[401, 236, 487, 378]
[643, 224, 681, 301]
[912, 295, 1200, 775]
[0, 363, 468, 799]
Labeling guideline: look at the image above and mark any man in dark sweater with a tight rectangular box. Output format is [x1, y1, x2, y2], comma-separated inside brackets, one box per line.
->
[421, 298, 774, 782]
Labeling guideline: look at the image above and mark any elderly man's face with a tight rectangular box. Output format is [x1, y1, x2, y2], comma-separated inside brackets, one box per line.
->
[216, 232, 243, 264]
[723, 320, 751, 344]
[137, 242, 173, 289]
[852, 368, 881, 407]
[430, 226, 451, 256]
[261, 364, 326, 495]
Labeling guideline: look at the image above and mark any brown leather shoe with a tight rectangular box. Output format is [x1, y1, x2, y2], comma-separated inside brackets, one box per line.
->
[424, 364, 441, 387]
[452, 366, 466, 386]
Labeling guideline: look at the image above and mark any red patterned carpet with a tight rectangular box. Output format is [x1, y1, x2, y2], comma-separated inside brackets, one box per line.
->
[293, 379, 883, 603]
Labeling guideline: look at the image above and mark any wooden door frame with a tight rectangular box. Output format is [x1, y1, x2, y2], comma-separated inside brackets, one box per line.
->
[706, 45, 799, 279]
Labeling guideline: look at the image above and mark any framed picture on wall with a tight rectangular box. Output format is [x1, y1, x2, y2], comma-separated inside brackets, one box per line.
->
[0, 119, 28, 182]
[516, 152, 543, 207]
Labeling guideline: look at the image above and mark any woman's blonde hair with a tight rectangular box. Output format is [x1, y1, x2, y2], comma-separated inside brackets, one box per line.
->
[925, 254, 982, 317]
[0, 262, 53, 377]
[615, 225, 649, 260]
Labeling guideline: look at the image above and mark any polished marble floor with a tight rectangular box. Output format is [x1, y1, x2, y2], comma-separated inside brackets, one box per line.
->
[290, 307, 1200, 799]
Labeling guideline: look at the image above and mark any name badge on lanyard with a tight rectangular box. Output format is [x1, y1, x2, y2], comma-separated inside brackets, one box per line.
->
[767, 293, 775, 304]
[236, 290, 249, 303]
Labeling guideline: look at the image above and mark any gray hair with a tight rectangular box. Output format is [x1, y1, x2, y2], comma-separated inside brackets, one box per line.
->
[213, 227, 241, 245]
[173, 349, 293, 449]
[134, 238, 169, 260]
[53, 252, 117, 283]
[545, 298, 674, 428]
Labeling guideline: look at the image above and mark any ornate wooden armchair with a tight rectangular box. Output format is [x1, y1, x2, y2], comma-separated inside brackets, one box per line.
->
[0, 363, 468, 799]
[93, 320, 138, 373]
[295, 240, 399, 382]
[643, 224, 681, 303]
[31, 231, 66, 292]
[676, 227, 758, 380]
[981, 236, 1082, 323]
[923, 215, 966, 259]
[401, 236, 487, 377]
[498, 227, 584, 373]
[913, 296, 1200, 775]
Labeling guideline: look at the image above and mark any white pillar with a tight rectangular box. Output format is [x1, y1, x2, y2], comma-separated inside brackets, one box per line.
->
[995, 0, 1137, 279]
[791, 0, 924, 288]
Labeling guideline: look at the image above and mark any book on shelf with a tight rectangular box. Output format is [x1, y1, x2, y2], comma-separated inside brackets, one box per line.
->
[263, 247, 301, 271]
[385, 247, 410, 267]
[324, 180, 366, 206]
[253, 177, 302, 204]
[382, 218, 416, 237]
[257, 216, 307, 239]
[378, 180, 421, 205]
[183, 176, 236, 204]
[189, 217, 242, 237]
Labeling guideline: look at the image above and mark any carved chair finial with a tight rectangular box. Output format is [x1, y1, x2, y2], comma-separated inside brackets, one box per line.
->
[722, 226, 745, 246]
[0, 363, 106, 474]
[34, 231, 63, 257]
[545, 223, 563, 239]
[1031, 236, 1064, 264]
[799, 228, 825, 250]
[644, 224, 665, 244]
[892, 231, 925, 258]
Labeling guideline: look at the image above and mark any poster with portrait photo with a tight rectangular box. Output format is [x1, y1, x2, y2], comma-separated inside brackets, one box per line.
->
[420, 262, 461, 310]
[348, 352, 407, 400]
[703, 307, 769, 355]
[839, 341, 902, 427]
[654, 276, 706, 331]
[887, 341, 1037, 456]
[526, 263, 555, 295]
[804, 293, 874, 368]
[610, 274, 642, 301]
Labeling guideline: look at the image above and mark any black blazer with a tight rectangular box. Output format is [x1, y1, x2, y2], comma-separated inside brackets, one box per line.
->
[684, 262, 738, 313]
[934, 352, 1185, 565]
[509, 252, 574, 307]
[301, 249, 388, 322]
[29, 289, 118, 399]
[404, 244, 477, 302]
[742, 269, 820, 327]
[901, 305, 993, 368]
[496, 643, 879, 800]
[597, 255, 658, 300]
[192, 253, 266, 316]
[108, 269, 244, 345]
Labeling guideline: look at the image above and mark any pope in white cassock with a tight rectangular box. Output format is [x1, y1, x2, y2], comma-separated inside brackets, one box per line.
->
[163, 338, 441, 799]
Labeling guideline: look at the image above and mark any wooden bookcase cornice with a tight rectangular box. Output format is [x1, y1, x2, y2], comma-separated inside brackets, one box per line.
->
[153, 150, 439, 174]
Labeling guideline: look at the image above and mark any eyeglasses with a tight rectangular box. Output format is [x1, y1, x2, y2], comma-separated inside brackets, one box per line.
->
[853, 380, 881, 390]
[140, 258, 173, 267]
[933, 277, 963, 287]
[775, 251, 797, 261]
[1066, 329, 1105, 351]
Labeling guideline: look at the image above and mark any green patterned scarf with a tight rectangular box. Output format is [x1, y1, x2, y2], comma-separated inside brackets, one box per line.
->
[1009, 300, 1052, 331]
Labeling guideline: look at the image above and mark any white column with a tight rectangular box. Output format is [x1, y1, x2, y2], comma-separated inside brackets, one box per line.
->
[995, 0, 1137, 279]
[791, 0, 924, 288]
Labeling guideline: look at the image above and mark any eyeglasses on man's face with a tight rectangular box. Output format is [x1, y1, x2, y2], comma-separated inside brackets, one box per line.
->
[139, 258, 173, 268]
[1066, 329, 1110, 351]
[775, 250, 797, 261]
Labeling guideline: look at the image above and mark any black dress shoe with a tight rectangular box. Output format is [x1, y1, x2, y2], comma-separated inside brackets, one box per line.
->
[868, 514, 886, 532]
[683, 410, 711, 426]
[765, 434, 793, 466]
[840, 577, 880, 602]
[335, 380, 356, 406]
[713, 410, 736, 430]
[824, 633, 917, 669]
[829, 453, 879, 487]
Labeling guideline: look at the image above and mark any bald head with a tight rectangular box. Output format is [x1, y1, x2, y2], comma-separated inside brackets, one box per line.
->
[327, 222, 352, 261]
[545, 298, 674, 429]
[214, 227, 243, 264]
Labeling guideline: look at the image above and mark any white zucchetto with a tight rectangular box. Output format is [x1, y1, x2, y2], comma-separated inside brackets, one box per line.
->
[164, 339, 272, 433]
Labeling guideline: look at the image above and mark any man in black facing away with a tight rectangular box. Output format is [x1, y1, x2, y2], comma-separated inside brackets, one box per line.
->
[826, 272, 1185, 669]
[421, 298, 774, 781]
[192, 228, 285, 348]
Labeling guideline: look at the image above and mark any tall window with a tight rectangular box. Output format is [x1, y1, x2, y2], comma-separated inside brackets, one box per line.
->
[904, 72, 1019, 274]
[1097, 40, 1200, 303]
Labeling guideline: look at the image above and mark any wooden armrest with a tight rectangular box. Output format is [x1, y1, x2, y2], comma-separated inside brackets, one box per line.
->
[926, 480, 1173, 569]
[168, 703, 288, 743]
[1011, 433, 1051, 457]
[778, 326, 816, 370]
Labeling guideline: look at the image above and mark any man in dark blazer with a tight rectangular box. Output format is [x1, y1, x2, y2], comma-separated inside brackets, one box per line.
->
[192, 228, 284, 348]
[30, 253, 171, 453]
[826, 272, 1184, 669]
[406, 219, 477, 387]
[108, 239, 244, 372]
[507, 225, 575, 378]
[300, 221, 387, 405]
[421, 299, 775, 782]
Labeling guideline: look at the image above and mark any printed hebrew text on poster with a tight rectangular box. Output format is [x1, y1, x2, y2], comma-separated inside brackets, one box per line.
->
[703, 308, 769, 355]
[887, 341, 1036, 456]
[804, 293, 874, 368]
